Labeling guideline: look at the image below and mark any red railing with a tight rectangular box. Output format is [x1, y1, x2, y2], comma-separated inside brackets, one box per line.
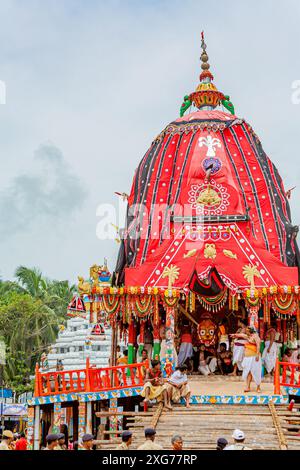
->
[274, 360, 300, 394]
[34, 359, 146, 397]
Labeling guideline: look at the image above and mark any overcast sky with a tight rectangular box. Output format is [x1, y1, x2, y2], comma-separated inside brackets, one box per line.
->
[0, 0, 299, 284]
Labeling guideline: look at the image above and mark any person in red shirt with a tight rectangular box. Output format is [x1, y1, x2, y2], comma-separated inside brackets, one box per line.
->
[15, 431, 27, 450]
[178, 325, 193, 368]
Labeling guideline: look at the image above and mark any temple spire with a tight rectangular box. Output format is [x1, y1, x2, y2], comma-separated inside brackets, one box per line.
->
[199, 31, 214, 83]
[180, 32, 236, 117]
[189, 32, 225, 111]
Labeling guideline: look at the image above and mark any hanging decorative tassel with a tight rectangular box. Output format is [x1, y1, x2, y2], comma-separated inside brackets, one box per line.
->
[229, 292, 239, 312]
[125, 294, 130, 324]
[198, 290, 228, 312]
[189, 292, 196, 313]
[263, 297, 271, 324]
[153, 295, 159, 326]
[128, 295, 133, 325]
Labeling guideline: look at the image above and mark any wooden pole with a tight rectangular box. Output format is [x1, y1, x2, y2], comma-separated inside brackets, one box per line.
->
[274, 359, 280, 395]
[34, 363, 40, 397]
[85, 357, 91, 392]
[110, 324, 117, 367]
[178, 305, 198, 326]
[110, 324, 117, 386]
[86, 402, 92, 434]
[33, 405, 40, 450]
[268, 401, 288, 450]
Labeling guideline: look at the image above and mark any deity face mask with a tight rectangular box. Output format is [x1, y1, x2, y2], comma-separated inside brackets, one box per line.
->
[197, 318, 217, 347]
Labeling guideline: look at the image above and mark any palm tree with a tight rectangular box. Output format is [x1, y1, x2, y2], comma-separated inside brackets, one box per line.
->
[242, 264, 261, 290]
[14, 266, 47, 298]
[45, 280, 76, 321]
[162, 265, 180, 289]
[14, 267, 75, 320]
[1, 294, 60, 385]
[1, 267, 76, 392]
[0, 279, 23, 297]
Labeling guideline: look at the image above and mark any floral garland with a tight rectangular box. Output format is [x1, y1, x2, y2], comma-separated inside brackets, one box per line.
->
[189, 292, 196, 313]
[101, 295, 120, 314]
[132, 294, 153, 319]
[93, 285, 183, 297]
[86, 284, 300, 299]
[162, 294, 179, 308]
[263, 297, 271, 324]
[197, 289, 228, 313]
[108, 310, 120, 326]
[229, 293, 239, 312]
[244, 297, 261, 311]
[244, 286, 299, 299]
[153, 296, 159, 326]
[272, 293, 297, 316]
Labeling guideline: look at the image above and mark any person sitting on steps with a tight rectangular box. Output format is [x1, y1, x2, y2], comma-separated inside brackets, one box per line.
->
[166, 364, 191, 408]
[198, 345, 217, 376]
[217, 343, 233, 375]
[140, 360, 172, 410]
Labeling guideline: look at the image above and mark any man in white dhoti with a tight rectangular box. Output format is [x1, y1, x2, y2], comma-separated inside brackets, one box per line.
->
[262, 325, 277, 375]
[231, 320, 247, 376]
[231, 327, 262, 393]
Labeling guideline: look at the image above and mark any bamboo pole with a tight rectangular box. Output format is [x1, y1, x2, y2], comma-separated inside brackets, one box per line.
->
[178, 305, 198, 326]
[268, 401, 288, 450]
[150, 402, 164, 429]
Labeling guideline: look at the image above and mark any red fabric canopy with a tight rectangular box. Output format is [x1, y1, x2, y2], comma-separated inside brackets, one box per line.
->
[116, 110, 299, 289]
[125, 223, 298, 290]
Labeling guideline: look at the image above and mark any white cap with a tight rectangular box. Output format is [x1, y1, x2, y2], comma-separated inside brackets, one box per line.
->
[232, 429, 245, 441]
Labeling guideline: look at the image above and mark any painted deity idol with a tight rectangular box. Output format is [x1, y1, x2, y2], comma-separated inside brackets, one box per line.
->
[197, 314, 218, 347]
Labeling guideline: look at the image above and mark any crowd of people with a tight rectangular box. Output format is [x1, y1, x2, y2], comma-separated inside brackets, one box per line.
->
[0, 426, 251, 451]
[175, 319, 299, 393]
[0, 430, 28, 451]
[115, 318, 300, 395]
[2, 317, 299, 452]
[0, 429, 99, 451]
[115, 427, 252, 451]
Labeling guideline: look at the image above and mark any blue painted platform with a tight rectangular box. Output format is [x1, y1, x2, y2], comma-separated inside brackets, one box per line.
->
[27, 386, 289, 406]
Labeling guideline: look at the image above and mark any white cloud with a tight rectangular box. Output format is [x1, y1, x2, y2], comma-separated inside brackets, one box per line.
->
[0, 143, 87, 240]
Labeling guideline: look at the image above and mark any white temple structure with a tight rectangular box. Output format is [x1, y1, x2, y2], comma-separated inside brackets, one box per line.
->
[43, 262, 127, 372]
[47, 316, 113, 371]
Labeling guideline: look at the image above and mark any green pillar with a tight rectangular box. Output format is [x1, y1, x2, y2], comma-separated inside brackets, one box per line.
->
[128, 344, 135, 365]
[153, 323, 161, 360]
[153, 341, 161, 360]
[127, 322, 136, 377]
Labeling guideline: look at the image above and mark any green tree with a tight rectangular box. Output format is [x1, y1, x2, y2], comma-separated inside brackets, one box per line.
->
[44, 279, 76, 321]
[14, 266, 47, 298]
[0, 293, 60, 388]
[0, 267, 76, 394]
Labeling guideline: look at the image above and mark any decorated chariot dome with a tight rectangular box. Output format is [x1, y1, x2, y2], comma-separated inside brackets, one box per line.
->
[114, 33, 299, 292]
